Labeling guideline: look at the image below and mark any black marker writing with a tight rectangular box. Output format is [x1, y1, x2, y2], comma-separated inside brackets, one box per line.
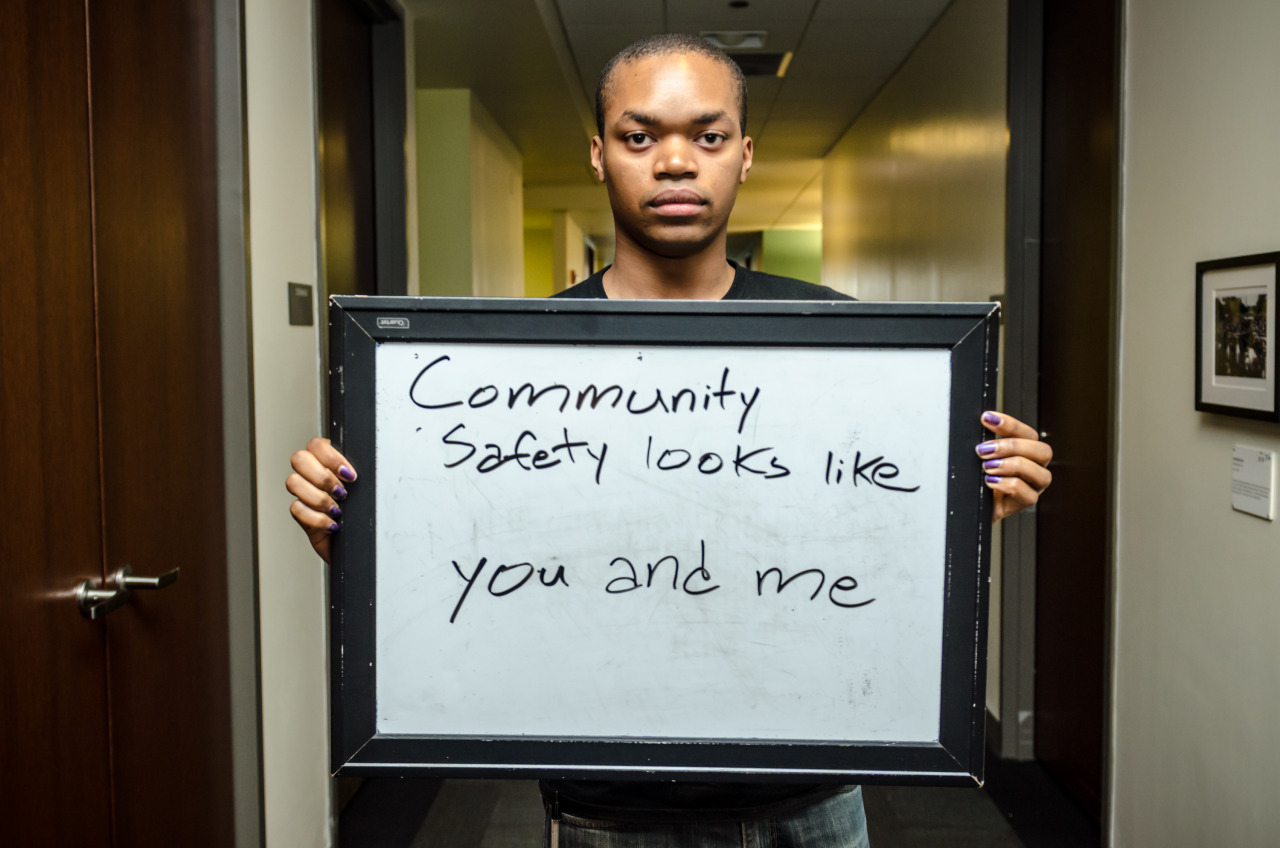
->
[756, 565, 876, 609]
[408, 357, 762, 429]
[449, 556, 570, 623]
[824, 450, 920, 493]
[644, 437, 790, 480]
[604, 540, 720, 596]
[440, 425, 606, 484]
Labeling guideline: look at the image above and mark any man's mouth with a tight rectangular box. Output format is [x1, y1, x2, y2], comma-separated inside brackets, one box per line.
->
[648, 189, 707, 217]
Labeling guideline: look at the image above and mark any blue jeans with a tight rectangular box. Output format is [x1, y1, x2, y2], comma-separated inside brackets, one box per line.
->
[550, 785, 869, 848]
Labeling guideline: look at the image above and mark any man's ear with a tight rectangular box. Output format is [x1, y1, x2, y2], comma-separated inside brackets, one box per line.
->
[590, 136, 606, 182]
[739, 136, 754, 183]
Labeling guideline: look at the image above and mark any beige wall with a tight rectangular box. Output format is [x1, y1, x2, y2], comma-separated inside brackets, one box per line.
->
[820, 0, 1008, 717]
[1111, 0, 1280, 843]
[416, 89, 473, 297]
[524, 224, 555, 298]
[822, 0, 1007, 305]
[470, 98, 525, 297]
[244, 0, 331, 844]
[760, 228, 822, 285]
[416, 90, 524, 297]
[553, 210, 588, 292]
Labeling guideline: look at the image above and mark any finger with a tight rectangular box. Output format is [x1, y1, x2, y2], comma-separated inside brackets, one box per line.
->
[980, 455, 1052, 492]
[291, 446, 351, 500]
[980, 411, 1039, 441]
[290, 499, 338, 564]
[290, 497, 341, 536]
[975, 436, 1053, 468]
[987, 476, 1042, 522]
[306, 436, 357, 483]
[285, 472, 344, 519]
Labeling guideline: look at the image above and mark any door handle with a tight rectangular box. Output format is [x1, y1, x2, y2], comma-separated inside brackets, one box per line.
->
[77, 565, 181, 620]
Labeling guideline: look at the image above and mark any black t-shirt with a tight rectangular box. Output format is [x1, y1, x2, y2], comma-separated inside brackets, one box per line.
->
[553, 261, 853, 303]
[542, 261, 854, 822]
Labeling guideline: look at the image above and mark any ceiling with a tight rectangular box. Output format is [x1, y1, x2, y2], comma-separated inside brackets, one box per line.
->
[406, 0, 953, 235]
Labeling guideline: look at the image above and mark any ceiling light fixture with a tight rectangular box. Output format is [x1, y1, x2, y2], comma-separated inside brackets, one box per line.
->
[701, 30, 767, 50]
[776, 51, 793, 78]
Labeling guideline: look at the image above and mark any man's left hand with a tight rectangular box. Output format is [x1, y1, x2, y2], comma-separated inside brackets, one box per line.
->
[976, 412, 1053, 522]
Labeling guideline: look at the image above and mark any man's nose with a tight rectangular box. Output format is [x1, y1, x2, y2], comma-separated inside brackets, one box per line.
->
[654, 136, 697, 179]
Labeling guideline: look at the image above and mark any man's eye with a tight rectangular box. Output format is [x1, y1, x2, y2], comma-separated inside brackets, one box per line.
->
[699, 133, 727, 146]
[626, 133, 650, 145]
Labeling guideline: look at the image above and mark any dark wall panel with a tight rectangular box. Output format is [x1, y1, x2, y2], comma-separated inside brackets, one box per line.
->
[319, 0, 378, 298]
[1036, 0, 1119, 823]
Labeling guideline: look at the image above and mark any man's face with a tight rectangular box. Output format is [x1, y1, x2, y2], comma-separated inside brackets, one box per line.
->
[591, 53, 752, 259]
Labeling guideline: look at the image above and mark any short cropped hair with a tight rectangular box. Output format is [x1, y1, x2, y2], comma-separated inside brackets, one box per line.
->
[595, 33, 748, 137]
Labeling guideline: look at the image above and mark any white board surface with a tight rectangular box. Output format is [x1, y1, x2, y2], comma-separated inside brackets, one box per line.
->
[374, 342, 953, 743]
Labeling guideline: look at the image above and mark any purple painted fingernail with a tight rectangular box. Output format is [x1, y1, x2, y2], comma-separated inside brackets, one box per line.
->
[983, 412, 1002, 426]
[983, 458, 1003, 470]
[985, 475, 1003, 485]
[329, 522, 341, 533]
[338, 465, 356, 482]
[976, 442, 997, 456]
[328, 504, 343, 518]
[333, 484, 348, 500]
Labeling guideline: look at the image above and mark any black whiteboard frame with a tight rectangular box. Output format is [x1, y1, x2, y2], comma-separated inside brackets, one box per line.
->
[327, 296, 999, 787]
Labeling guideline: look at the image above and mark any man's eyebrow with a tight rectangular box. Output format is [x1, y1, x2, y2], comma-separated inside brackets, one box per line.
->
[617, 110, 732, 127]
[619, 110, 658, 126]
[692, 111, 729, 125]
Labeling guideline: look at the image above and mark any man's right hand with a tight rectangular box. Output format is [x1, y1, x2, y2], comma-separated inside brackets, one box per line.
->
[287, 437, 357, 563]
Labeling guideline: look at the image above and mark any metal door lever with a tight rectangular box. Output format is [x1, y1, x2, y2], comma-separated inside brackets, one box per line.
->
[77, 565, 180, 620]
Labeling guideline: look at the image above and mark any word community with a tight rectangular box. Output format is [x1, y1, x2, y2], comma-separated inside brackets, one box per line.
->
[447, 541, 876, 624]
[410, 355, 762, 434]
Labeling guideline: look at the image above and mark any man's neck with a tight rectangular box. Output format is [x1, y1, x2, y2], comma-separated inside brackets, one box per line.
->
[602, 236, 736, 300]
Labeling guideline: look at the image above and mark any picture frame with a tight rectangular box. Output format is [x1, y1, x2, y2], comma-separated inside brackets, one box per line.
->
[326, 296, 1000, 786]
[1196, 252, 1279, 421]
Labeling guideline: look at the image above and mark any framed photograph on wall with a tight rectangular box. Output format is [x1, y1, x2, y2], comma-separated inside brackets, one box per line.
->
[1196, 252, 1279, 421]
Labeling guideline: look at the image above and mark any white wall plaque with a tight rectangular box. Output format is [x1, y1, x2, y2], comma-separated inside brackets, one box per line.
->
[1232, 445, 1274, 520]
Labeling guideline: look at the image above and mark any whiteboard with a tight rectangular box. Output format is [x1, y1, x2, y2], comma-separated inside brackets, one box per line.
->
[376, 343, 950, 741]
[328, 297, 997, 784]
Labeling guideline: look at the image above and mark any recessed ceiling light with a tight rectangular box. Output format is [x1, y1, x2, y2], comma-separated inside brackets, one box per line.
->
[701, 30, 767, 50]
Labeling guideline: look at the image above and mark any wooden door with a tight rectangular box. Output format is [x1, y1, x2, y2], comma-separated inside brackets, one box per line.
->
[0, 2, 113, 842]
[1, 0, 237, 843]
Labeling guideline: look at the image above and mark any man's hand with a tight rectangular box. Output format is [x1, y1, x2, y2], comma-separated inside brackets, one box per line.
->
[286, 437, 357, 563]
[976, 412, 1052, 523]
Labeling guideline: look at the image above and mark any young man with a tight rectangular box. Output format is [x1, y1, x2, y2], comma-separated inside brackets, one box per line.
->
[288, 34, 1052, 848]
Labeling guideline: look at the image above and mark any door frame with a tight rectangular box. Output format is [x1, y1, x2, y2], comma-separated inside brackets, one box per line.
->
[214, 0, 265, 843]
[993, 0, 1045, 764]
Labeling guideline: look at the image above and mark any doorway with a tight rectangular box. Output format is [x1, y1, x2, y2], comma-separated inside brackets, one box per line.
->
[0, 0, 257, 844]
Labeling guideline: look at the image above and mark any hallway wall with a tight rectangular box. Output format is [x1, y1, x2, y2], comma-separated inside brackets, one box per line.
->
[821, 0, 1008, 305]
[1112, 0, 1280, 843]
[245, 0, 331, 844]
[415, 90, 524, 297]
[761, 228, 822, 285]
[553, 210, 589, 293]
